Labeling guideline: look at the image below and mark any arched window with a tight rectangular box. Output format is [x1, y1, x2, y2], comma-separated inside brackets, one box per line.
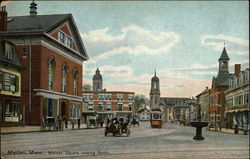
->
[62, 64, 68, 93]
[73, 69, 78, 95]
[48, 58, 55, 90]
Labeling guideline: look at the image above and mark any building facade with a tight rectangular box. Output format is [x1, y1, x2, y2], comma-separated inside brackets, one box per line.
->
[82, 68, 135, 119]
[82, 91, 135, 119]
[0, 3, 88, 125]
[0, 38, 23, 125]
[196, 87, 210, 121]
[209, 47, 230, 130]
[225, 64, 249, 131]
[138, 107, 150, 121]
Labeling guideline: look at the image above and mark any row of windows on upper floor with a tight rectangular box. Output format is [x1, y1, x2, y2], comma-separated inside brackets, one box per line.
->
[48, 59, 78, 95]
[83, 95, 134, 101]
[229, 69, 249, 89]
[88, 103, 132, 111]
[225, 91, 249, 107]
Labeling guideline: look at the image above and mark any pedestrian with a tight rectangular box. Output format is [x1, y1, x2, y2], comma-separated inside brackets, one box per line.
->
[64, 116, 68, 128]
[77, 118, 81, 129]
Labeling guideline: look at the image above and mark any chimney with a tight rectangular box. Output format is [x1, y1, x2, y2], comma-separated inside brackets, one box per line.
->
[234, 64, 241, 76]
[0, 6, 8, 31]
[29, 0, 37, 16]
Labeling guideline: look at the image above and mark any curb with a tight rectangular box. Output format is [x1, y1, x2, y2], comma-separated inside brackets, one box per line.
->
[1, 127, 105, 135]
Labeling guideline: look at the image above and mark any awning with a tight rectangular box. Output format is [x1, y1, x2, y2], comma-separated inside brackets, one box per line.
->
[225, 107, 250, 113]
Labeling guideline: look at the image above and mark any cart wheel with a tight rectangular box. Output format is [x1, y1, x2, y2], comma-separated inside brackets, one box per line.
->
[105, 132, 108, 136]
[119, 129, 122, 136]
[113, 133, 115, 136]
[127, 129, 130, 137]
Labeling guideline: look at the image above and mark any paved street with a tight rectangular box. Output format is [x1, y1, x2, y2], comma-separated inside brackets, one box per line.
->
[1, 122, 249, 159]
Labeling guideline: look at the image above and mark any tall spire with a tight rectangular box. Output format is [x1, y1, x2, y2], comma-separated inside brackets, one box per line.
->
[219, 45, 230, 61]
[154, 69, 156, 76]
[30, 0, 37, 16]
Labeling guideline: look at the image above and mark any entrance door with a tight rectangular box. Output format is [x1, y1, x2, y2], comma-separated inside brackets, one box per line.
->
[61, 102, 66, 117]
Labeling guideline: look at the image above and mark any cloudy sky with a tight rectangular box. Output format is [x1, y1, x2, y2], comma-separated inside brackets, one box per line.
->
[6, 1, 249, 98]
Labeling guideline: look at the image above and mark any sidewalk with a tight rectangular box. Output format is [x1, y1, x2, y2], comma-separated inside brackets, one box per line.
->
[1, 124, 92, 135]
[208, 127, 249, 135]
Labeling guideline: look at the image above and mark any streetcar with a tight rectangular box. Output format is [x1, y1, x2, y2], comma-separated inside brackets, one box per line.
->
[150, 108, 163, 128]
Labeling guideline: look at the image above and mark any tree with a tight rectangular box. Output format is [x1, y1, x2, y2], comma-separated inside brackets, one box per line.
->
[134, 94, 148, 113]
[82, 84, 91, 91]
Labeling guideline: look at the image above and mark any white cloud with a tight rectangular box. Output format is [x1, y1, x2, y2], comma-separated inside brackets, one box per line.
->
[201, 34, 249, 55]
[81, 24, 180, 64]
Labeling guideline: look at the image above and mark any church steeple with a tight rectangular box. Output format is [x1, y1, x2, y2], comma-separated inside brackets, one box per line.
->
[29, 0, 37, 16]
[93, 67, 103, 91]
[150, 70, 160, 109]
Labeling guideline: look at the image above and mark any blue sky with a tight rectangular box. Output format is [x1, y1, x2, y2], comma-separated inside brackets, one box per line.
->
[6, 1, 249, 97]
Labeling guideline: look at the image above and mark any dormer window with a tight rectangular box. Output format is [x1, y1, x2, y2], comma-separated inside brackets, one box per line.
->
[58, 31, 65, 44]
[5, 43, 12, 60]
[66, 36, 72, 48]
[58, 30, 72, 49]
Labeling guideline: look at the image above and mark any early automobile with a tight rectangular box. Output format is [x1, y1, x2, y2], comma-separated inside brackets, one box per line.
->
[150, 108, 163, 128]
[105, 118, 130, 137]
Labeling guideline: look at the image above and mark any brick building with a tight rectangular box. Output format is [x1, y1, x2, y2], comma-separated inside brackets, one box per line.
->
[225, 64, 249, 131]
[209, 46, 230, 130]
[0, 2, 88, 125]
[82, 68, 135, 120]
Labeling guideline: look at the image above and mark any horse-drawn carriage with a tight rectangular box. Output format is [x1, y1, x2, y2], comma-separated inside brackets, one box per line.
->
[131, 117, 140, 127]
[105, 118, 130, 137]
[41, 116, 64, 131]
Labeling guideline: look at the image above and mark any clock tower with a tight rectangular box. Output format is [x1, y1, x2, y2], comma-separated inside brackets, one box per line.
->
[217, 46, 230, 84]
[150, 70, 160, 109]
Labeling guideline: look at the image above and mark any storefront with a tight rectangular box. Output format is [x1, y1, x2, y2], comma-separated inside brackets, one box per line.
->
[0, 40, 23, 125]
[225, 108, 249, 130]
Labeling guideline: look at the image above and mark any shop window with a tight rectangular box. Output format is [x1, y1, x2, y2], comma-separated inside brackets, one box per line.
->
[71, 103, 80, 119]
[47, 99, 54, 117]
[4, 101, 21, 122]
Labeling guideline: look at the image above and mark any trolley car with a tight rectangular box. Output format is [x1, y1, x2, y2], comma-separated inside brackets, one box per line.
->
[150, 108, 163, 128]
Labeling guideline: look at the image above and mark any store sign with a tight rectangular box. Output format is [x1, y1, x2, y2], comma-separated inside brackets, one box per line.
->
[0, 71, 18, 92]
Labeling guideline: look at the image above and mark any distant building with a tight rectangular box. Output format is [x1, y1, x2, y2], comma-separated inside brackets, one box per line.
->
[0, 3, 89, 125]
[187, 98, 198, 122]
[160, 97, 196, 123]
[138, 107, 150, 121]
[92, 68, 103, 91]
[0, 39, 23, 126]
[225, 64, 249, 131]
[209, 46, 230, 130]
[82, 69, 135, 119]
[196, 87, 210, 121]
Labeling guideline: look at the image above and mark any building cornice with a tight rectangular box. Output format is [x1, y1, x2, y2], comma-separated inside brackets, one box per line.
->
[34, 89, 82, 102]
